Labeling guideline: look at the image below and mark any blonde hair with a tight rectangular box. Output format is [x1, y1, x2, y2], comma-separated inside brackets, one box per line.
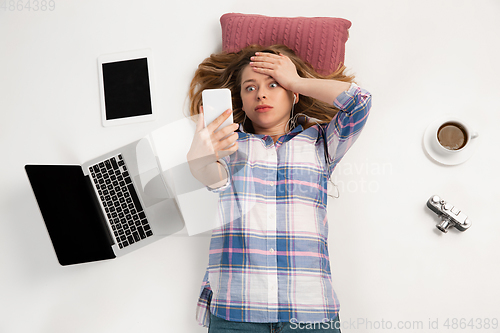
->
[188, 44, 355, 132]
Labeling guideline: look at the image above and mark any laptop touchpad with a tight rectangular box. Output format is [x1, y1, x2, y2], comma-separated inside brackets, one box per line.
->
[135, 139, 170, 204]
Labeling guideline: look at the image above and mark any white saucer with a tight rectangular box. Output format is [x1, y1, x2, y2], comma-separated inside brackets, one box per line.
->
[422, 116, 479, 166]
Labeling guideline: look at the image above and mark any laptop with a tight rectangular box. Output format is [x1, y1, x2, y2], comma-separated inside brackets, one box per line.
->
[25, 138, 184, 266]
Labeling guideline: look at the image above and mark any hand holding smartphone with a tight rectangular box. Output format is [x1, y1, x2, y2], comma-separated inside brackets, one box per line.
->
[187, 88, 237, 187]
[202, 88, 233, 131]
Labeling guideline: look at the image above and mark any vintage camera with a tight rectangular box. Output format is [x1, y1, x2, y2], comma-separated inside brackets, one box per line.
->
[426, 195, 471, 233]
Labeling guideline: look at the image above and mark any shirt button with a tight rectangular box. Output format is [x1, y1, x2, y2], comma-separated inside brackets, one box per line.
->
[269, 181, 274, 186]
[269, 248, 275, 253]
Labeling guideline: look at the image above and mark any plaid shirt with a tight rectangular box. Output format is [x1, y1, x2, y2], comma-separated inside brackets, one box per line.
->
[196, 83, 372, 327]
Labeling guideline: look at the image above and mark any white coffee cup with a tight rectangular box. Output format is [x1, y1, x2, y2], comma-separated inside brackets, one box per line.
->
[432, 118, 478, 155]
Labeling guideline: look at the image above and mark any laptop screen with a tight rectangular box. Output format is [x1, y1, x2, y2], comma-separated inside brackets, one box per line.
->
[25, 165, 116, 265]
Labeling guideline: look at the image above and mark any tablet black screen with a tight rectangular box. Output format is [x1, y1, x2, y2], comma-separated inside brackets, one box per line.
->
[102, 58, 152, 120]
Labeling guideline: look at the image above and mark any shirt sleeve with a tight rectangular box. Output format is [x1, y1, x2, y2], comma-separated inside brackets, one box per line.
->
[324, 82, 372, 176]
[205, 155, 231, 193]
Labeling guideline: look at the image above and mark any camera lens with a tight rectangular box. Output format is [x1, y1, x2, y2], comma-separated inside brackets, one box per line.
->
[436, 217, 452, 233]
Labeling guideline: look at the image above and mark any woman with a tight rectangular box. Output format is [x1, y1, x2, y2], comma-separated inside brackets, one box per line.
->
[187, 44, 372, 332]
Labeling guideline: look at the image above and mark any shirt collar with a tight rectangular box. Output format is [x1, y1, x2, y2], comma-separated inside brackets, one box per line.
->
[237, 114, 308, 135]
[236, 115, 309, 146]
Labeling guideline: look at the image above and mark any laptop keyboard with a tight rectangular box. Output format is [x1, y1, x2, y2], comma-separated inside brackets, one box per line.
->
[89, 154, 153, 249]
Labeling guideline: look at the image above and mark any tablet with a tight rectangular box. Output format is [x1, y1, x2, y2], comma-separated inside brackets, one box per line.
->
[97, 49, 156, 127]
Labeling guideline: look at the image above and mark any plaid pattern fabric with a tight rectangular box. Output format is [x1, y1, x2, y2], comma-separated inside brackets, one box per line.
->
[196, 83, 372, 327]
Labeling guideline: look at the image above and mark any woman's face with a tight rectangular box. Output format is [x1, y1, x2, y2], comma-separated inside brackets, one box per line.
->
[239, 64, 294, 134]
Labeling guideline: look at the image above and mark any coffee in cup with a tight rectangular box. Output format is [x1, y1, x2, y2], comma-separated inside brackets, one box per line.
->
[434, 118, 478, 154]
[437, 122, 468, 150]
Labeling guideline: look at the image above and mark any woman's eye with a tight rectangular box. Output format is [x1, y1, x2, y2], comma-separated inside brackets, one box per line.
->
[246, 86, 255, 92]
[270, 82, 278, 88]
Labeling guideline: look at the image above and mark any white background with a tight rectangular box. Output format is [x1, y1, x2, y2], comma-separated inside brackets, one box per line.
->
[1, 1, 500, 332]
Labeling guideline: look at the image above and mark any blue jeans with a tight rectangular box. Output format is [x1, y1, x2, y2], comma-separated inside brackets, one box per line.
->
[208, 313, 342, 333]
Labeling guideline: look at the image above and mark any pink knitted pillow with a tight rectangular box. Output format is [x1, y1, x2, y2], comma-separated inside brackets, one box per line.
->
[220, 13, 351, 76]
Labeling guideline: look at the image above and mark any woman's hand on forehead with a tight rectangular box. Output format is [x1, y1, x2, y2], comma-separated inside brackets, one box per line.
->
[249, 52, 301, 92]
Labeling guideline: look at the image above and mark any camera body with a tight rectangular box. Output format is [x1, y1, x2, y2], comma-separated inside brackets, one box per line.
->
[426, 195, 471, 233]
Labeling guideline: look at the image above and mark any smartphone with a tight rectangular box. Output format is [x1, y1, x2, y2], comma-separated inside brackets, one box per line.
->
[202, 88, 233, 132]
